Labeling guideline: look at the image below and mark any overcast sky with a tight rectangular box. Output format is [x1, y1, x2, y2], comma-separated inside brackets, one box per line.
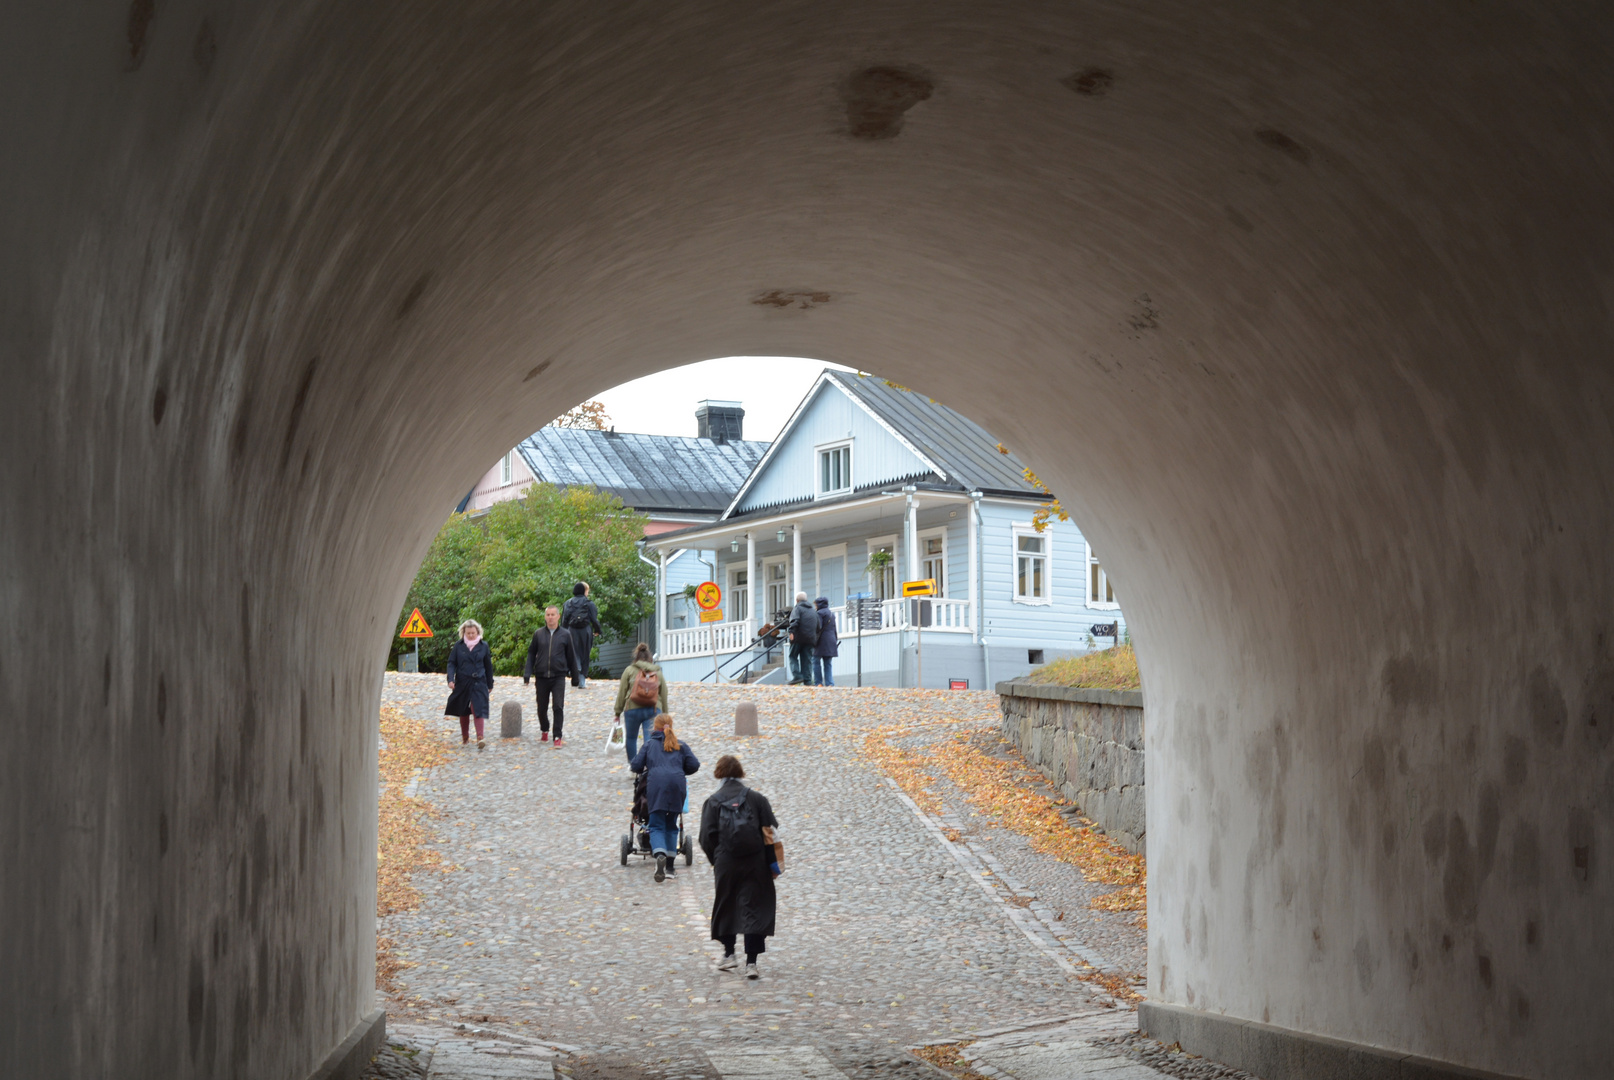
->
[589, 356, 856, 442]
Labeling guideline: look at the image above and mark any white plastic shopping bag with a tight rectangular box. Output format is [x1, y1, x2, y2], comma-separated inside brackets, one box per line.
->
[603, 714, 625, 752]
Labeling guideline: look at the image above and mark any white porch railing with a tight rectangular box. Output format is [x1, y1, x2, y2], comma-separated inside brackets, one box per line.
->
[661, 618, 756, 660]
[659, 600, 973, 664]
[831, 597, 973, 634]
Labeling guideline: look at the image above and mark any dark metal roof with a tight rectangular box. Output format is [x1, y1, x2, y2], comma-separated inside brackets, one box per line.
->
[516, 428, 769, 514]
[824, 371, 1043, 496]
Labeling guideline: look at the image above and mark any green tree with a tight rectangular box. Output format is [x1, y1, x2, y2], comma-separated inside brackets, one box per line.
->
[394, 484, 654, 675]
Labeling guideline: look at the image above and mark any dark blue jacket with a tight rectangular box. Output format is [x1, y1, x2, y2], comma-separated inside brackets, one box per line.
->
[813, 597, 839, 658]
[629, 731, 701, 814]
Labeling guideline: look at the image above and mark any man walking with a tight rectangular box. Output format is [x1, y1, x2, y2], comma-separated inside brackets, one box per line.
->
[523, 605, 580, 747]
[786, 591, 819, 685]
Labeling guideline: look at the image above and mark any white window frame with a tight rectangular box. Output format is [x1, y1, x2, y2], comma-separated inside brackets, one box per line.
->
[814, 439, 853, 499]
[1086, 541, 1119, 609]
[763, 557, 793, 621]
[918, 527, 948, 598]
[728, 566, 750, 622]
[1011, 524, 1052, 605]
[865, 534, 898, 602]
[499, 451, 512, 486]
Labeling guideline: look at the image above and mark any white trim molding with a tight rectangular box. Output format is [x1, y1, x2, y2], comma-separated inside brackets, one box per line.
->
[1011, 522, 1053, 605]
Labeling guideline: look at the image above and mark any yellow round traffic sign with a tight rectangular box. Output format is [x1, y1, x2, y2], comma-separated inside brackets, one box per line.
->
[694, 581, 722, 610]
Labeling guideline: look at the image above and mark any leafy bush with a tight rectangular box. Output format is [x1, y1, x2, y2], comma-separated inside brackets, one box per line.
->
[1026, 644, 1141, 691]
[395, 484, 654, 675]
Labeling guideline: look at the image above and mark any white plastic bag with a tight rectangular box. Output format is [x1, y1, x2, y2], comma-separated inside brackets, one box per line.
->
[603, 714, 625, 752]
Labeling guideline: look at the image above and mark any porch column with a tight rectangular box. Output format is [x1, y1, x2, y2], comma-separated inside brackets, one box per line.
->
[658, 549, 668, 635]
[968, 492, 981, 640]
[791, 523, 802, 598]
[904, 486, 919, 586]
[747, 531, 757, 629]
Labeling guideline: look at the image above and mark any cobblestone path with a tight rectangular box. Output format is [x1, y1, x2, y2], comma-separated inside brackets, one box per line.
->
[376, 674, 1164, 1079]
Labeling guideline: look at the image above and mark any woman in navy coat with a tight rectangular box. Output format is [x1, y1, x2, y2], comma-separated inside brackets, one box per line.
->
[444, 619, 495, 749]
[629, 714, 700, 881]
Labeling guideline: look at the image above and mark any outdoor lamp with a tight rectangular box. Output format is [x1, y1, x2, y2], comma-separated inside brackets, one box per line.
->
[776, 527, 787, 544]
[731, 537, 740, 553]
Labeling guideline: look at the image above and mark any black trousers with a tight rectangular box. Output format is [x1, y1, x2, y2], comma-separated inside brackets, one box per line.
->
[718, 933, 768, 960]
[532, 675, 566, 738]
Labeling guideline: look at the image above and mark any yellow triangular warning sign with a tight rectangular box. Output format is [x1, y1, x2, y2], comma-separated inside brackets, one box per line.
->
[400, 608, 433, 638]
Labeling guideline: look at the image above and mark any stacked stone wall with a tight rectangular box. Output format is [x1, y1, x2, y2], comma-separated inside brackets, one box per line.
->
[996, 681, 1145, 853]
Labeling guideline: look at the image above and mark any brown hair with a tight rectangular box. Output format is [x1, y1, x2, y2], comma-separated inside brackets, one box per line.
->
[653, 713, 679, 751]
[713, 754, 744, 779]
[633, 642, 653, 663]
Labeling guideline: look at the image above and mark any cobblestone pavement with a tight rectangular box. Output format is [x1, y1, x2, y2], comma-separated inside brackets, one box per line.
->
[375, 675, 1163, 1079]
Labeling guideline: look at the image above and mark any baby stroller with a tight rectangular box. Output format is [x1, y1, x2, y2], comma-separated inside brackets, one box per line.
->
[620, 769, 694, 867]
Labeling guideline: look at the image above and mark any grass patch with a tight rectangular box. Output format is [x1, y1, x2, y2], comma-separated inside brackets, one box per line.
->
[1026, 644, 1140, 691]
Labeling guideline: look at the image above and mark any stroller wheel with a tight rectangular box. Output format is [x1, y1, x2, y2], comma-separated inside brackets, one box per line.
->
[619, 834, 632, 866]
[682, 834, 693, 866]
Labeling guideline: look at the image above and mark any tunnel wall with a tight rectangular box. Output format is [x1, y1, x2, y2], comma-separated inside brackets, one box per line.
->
[2, 2, 1612, 1078]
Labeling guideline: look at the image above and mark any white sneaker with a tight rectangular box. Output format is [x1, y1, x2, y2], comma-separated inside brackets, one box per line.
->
[716, 953, 739, 971]
[745, 963, 760, 980]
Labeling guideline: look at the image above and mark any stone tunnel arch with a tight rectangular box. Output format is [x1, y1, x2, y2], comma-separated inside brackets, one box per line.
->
[2, 3, 1612, 1079]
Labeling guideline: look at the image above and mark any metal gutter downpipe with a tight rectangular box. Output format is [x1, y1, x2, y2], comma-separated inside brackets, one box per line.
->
[636, 542, 661, 657]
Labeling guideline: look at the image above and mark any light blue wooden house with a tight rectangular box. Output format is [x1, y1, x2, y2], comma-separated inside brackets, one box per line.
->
[647, 371, 1127, 687]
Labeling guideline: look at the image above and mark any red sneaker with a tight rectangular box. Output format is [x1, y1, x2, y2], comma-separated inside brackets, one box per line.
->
[553, 738, 564, 749]
[540, 732, 549, 742]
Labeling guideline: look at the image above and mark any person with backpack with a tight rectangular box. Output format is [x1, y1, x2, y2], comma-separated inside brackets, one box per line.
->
[699, 755, 780, 979]
[629, 714, 701, 882]
[811, 596, 838, 687]
[522, 604, 581, 747]
[561, 582, 602, 689]
[786, 591, 819, 685]
[614, 642, 668, 761]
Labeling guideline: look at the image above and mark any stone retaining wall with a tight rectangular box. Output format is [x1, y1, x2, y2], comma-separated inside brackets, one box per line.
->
[996, 680, 1145, 853]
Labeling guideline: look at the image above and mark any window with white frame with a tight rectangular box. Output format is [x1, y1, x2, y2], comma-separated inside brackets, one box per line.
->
[765, 559, 792, 621]
[817, 441, 852, 497]
[866, 535, 897, 601]
[1087, 542, 1118, 608]
[729, 568, 750, 622]
[1013, 528, 1050, 603]
[499, 451, 512, 486]
[920, 530, 947, 597]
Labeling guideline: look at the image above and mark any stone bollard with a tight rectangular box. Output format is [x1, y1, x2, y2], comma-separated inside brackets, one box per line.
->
[734, 701, 759, 736]
[500, 700, 522, 739]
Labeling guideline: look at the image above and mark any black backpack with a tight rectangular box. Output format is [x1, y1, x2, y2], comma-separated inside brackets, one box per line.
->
[717, 793, 764, 858]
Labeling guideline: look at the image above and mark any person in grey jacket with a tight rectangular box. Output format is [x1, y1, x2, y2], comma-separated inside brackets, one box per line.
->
[523, 605, 581, 746]
[561, 582, 602, 688]
[786, 592, 819, 685]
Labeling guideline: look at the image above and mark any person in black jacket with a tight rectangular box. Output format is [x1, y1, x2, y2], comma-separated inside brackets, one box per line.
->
[699, 755, 780, 979]
[523, 605, 580, 747]
[786, 591, 819, 685]
[561, 582, 602, 689]
[811, 596, 839, 687]
[444, 619, 495, 750]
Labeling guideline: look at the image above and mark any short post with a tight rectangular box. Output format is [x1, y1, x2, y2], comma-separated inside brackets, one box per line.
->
[734, 701, 759, 736]
[500, 700, 522, 739]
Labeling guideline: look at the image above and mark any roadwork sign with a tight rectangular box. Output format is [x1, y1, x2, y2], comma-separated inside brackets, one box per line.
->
[901, 578, 937, 597]
[400, 608, 433, 638]
[694, 581, 722, 610]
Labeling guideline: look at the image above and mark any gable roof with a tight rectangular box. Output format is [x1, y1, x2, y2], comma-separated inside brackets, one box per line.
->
[720, 370, 1040, 518]
[516, 427, 769, 515]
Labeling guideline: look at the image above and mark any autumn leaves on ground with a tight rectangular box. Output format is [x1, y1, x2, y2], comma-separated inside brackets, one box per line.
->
[376, 706, 454, 993]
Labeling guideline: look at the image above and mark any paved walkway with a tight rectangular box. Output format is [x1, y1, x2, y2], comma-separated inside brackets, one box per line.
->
[373, 675, 1194, 1080]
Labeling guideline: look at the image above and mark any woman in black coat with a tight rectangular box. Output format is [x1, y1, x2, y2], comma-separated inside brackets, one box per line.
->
[561, 582, 602, 689]
[699, 755, 780, 980]
[444, 619, 495, 749]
